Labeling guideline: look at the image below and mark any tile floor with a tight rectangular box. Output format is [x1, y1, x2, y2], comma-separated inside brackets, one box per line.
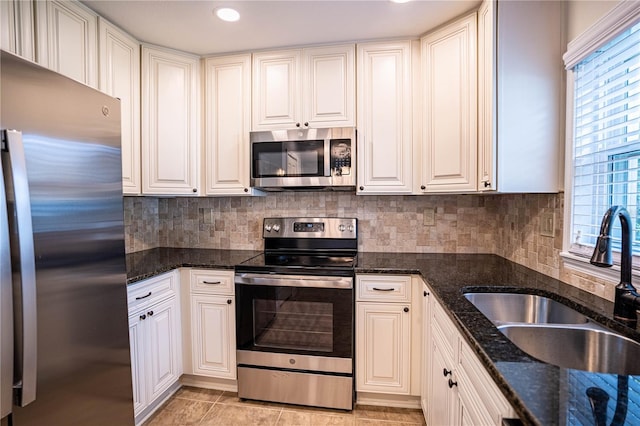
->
[145, 386, 427, 426]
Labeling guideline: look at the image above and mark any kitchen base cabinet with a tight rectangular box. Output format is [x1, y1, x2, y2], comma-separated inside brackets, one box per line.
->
[422, 279, 517, 425]
[127, 271, 182, 426]
[356, 274, 423, 404]
[181, 269, 237, 390]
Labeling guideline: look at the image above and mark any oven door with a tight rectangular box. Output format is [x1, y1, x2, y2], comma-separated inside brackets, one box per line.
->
[235, 273, 353, 360]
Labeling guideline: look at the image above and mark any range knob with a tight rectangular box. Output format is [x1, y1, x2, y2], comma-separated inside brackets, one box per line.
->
[272, 224, 281, 232]
[338, 224, 346, 232]
[265, 224, 272, 232]
[347, 224, 354, 232]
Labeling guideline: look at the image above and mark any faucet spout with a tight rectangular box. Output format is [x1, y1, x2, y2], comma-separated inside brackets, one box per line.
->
[590, 206, 639, 327]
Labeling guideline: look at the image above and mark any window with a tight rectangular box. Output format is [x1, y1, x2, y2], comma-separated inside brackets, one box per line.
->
[568, 19, 640, 260]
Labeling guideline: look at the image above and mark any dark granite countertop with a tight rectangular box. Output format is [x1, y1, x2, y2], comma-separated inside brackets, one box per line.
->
[126, 248, 640, 426]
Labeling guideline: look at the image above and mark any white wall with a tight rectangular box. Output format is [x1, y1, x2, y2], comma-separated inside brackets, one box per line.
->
[566, 0, 622, 42]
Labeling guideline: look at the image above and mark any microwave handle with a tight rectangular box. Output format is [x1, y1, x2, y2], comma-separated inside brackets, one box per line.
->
[324, 140, 330, 177]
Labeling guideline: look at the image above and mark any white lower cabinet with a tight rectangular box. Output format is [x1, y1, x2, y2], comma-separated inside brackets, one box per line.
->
[127, 271, 182, 425]
[183, 269, 237, 382]
[356, 275, 413, 396]
[422, 279, 517, 425]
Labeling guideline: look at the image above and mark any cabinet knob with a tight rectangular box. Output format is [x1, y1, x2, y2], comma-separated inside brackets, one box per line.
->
[421, 185, 426, 190]
[304, 122, 309, 127]
[448, 378, 458, 388]
[484, 181, 491, 188]
[244, 188, 249, 193]
[296, 123, 301, 127]
[359, 186, 364, 191]
[227, 299, 232, 305]
[192, 188, 197, 193]
[424, 291, 429, 297]
[443, 368, 452, 377]
[140, 314, 146, 320]
[147, 310, 154, 316]
[403, 307, 409, 313]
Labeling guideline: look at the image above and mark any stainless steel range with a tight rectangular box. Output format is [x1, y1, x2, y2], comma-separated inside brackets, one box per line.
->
[234, 217, 357, 410]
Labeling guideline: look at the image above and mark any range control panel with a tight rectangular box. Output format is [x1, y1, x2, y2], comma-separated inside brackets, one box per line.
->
[263, 217, 357, 239]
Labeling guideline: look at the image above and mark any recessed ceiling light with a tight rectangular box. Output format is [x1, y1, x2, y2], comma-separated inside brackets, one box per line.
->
[215, 7, 240, 22]
[390, 0, 411, 3]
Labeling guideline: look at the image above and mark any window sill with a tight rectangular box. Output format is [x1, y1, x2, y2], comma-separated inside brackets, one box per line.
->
[560, 251, 640, 284]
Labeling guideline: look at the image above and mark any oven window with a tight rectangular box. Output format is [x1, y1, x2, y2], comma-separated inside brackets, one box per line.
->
[252, 140, 324, 178]
[236, 284, 353, 358]
[253, 298, 333, 352]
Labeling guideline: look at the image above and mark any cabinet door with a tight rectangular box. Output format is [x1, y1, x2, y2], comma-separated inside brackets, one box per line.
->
[421, 12, 477, 193]
[35, 0, 98, 88]
[190, 294, 237, 379]
[146, 296, 182, 402]
[356, 302, 411, 394]
[142, 45, 200, 195]
[98, 18, 141, 195]
[128, 311, 147, 417]
[1, 0, 35, 60]
[356, 41, 413, 194]
[477, 0, 496, 192]
[302, 44, 355, 127]
[420, 283, 431, 420]
[252, 50, 301, 130]
[428, 335, 458, 426]
[204, 54, 253, 196]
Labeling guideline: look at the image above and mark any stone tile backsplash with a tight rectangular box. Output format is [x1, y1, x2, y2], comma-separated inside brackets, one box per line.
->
[123, 191, 615, 301]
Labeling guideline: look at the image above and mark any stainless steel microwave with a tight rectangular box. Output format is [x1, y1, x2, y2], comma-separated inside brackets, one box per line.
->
[250, 127, 356, 191]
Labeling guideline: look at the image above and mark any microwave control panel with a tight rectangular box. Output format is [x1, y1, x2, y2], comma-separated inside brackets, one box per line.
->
[330, 139, 352, 177]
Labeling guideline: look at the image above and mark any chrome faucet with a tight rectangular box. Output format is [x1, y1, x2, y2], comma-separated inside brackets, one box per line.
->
[590, 206, 640, 328]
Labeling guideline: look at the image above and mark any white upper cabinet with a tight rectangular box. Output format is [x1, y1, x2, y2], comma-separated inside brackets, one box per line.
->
[35, 0, 98, 88]
[420, 12, 477, 193]
[1, 0, 35, 61]
[252, 44, 355, 130]
[203, 54, 258, 196]
[477, 0, 562, 193]
[98, 18, 141, 195]
[356, 41, 414, 194]
[141, 45, 200, 195]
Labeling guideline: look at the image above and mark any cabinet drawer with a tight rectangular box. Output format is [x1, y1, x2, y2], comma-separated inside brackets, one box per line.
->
[356, 275, 411, 302]
[432, 299, 458, 357]
[127, 271, 178, 312]
[189, 269, 234, 295]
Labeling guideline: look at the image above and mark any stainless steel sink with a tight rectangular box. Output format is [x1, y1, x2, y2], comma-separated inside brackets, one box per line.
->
[498, 324, 640, 375]
[464, 292, 590, 325]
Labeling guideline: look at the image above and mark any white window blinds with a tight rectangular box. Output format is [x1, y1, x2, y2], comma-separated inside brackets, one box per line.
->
[570, 21, 640, 257]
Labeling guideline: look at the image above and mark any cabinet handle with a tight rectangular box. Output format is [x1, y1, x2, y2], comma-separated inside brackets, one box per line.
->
[484, 181, 491, 188]
[244, 188, 249, 193]
[147, 310, 154, 316]
[372, 287, 395, 292]
[443, 368, 452, 377]
[424, 291, 429, 297]
[296, 123, 301, 127]
[139, 314, 146, 320]
[359, 186, 364, 191]
[227, 299, 232, 305]
[420, 185, 426, 190]
[203, 281, 222, 285]
[448, 378, 458, 388]
[135, 292, 152, 300]
[304, 122, 309, 127]
[403, 307, 409, 313]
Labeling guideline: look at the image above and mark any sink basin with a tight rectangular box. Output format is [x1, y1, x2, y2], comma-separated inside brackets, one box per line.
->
[499, 325, 640, 375]
[464, 292, 590, 325]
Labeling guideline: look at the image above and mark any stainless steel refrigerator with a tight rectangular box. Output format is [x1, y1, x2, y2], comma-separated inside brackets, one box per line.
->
[1, 51, 134, 425]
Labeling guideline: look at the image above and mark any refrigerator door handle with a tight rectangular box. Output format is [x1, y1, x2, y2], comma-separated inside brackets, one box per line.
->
[3, 129, 37, 407]
[0, 132, 15, 419]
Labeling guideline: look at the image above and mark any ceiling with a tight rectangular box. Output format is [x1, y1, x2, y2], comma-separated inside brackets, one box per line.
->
[81, 0, 481, 56]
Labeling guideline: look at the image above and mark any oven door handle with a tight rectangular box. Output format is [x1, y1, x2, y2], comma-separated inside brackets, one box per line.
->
[235, 273, 353, 289]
